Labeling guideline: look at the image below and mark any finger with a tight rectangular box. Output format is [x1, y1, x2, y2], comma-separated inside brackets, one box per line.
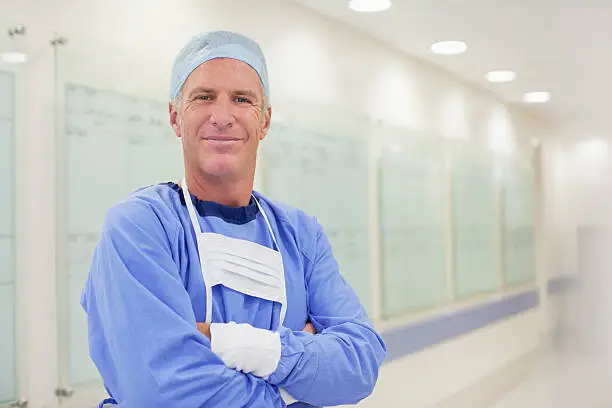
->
[302, 323, 316, 334]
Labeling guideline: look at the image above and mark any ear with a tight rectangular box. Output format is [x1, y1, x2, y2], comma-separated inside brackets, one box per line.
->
[259, 106, 272, 141]
[169, 102, 182, 138]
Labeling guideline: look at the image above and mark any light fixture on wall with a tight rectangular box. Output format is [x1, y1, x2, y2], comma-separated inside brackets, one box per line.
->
[523, 91, 550, 103]
[579, 138, 609, 160]
[485, 70, 516, 83]
[430, 40, 467, 55]
[1, 25, 28, 64]
[348, 0, 392, 12]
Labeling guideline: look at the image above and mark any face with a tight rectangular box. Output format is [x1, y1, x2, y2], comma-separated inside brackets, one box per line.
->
[169, 58, 271, 183]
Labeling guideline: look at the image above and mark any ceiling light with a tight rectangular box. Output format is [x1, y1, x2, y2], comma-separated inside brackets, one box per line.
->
[523, 91, 550, 103]
[485, 70, 516, 83]
[430, 41, 467, 55]
[348, 0, 392, 12]
[1, 51, 28, 64]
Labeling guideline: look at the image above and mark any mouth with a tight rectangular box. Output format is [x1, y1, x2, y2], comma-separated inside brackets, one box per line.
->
[202, 135, 242, 144]
[203, 136, 242, 142]
[201, 136, 243, 151]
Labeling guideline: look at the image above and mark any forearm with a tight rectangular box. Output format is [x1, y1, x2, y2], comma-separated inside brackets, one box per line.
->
[205, 322, 314, 407]
[209, 321, 385, 407]
[114, 357, 283, 407]
[93, 303, 286, 407]
[266, 324, 386, 407]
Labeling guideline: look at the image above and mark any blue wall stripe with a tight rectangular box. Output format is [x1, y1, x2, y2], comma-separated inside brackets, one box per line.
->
[379, 276, 579, 363]
[381, 290, 539, 363]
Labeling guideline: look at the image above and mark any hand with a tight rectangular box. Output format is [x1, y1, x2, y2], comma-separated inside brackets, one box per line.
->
[197, 322, 211, 340]
[302, 322, 317, 334]
[209, 322, 281, 378]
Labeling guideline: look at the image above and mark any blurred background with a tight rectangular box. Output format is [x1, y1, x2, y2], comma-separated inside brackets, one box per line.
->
[1, 0, 611, 407]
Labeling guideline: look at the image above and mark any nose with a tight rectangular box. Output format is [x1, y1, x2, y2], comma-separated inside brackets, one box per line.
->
[209, 96, 235, 130]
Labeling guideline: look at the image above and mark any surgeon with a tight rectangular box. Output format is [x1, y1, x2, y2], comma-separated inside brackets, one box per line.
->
[81, 30, 387, 408]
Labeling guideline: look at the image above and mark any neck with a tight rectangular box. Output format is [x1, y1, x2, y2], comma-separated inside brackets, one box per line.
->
[183, 170, 254, 207]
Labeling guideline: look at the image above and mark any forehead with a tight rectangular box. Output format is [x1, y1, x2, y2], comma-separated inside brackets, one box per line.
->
[184, 58, 264, 94]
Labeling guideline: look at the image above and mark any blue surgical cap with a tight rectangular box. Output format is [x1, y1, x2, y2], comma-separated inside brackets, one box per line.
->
[169, 30, 270, 101]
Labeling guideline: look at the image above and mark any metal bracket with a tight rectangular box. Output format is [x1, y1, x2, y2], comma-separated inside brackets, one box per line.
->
[55, 387, 74, 398]
[50, 34, 68, 47]
[8, 399, 28, 408]
[8, 25, 26, 37]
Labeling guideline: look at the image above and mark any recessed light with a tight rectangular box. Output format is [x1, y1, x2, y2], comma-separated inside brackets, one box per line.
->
[485, 70, 516, 83]
[430, 41, 467, 55]
[1, 51, 28, 64]
[348, 0, 392, 12]
[523, 91, 550, 103]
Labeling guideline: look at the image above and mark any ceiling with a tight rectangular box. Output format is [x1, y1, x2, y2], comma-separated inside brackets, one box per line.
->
[292, 0, 612, 137]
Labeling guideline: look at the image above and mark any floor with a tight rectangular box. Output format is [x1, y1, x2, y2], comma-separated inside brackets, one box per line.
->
[488, 347, 612, 408]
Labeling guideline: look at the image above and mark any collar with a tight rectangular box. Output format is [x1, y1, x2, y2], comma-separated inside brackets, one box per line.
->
[164, 182, 259, 225]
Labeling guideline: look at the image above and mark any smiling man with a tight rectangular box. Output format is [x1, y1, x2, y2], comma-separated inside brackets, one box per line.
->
[81, 30, 386, 408]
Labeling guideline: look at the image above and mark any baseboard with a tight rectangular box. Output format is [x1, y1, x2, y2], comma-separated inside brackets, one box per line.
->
[428, 345, 544, 408]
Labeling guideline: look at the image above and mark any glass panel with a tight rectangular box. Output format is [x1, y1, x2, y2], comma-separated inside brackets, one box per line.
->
[378, 126, 448, 317]
[0, 237, 14, 286]
[451, 141, 500, 298]
[502, 157, 535, 286]
[0, 66, 16, 403]
[0, 67, 14, 118]
[0, 73, 14, 237]
[55, 41, 182, 396]
[0, 284, 16, 403]
[259, 105, 373, 314]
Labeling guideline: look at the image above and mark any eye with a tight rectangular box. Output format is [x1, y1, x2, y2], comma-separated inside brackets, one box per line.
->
[235, 96, 251, 104]
[195, 95, 212, 101]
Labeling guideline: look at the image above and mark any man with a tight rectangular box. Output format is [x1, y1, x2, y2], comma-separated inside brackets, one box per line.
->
[82, 30, 387, 408]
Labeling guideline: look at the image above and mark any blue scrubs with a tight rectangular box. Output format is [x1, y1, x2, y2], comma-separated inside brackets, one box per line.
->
[82, 182, 387, 407]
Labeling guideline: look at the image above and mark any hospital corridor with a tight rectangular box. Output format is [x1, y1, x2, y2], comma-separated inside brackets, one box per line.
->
[1, 0, 612, 407]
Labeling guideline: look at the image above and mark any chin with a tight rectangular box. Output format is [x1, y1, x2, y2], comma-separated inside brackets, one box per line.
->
[201, 159, 240, 179]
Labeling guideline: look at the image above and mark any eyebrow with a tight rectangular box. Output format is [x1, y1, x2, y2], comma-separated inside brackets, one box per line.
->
[188, 87, 259, 102]
[187, 87, 215, 99]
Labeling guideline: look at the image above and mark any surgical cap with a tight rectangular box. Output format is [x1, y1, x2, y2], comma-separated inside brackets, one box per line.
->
[169, 30, 270, 101]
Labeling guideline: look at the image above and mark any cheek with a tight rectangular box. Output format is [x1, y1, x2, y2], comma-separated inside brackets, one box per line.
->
[244, 109, 264, 136]
[182, 112, 206, 138]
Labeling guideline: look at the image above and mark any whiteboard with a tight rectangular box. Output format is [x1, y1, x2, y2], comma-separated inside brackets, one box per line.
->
[0, 70, 15, 403]
[65, 84, 183, 237]
[260, 123, 372, 313]
[379, 134, 448, 317]
[451, 142, 499, 298]
[63, 84, 183, 385]
[503, 158, 535, 286]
